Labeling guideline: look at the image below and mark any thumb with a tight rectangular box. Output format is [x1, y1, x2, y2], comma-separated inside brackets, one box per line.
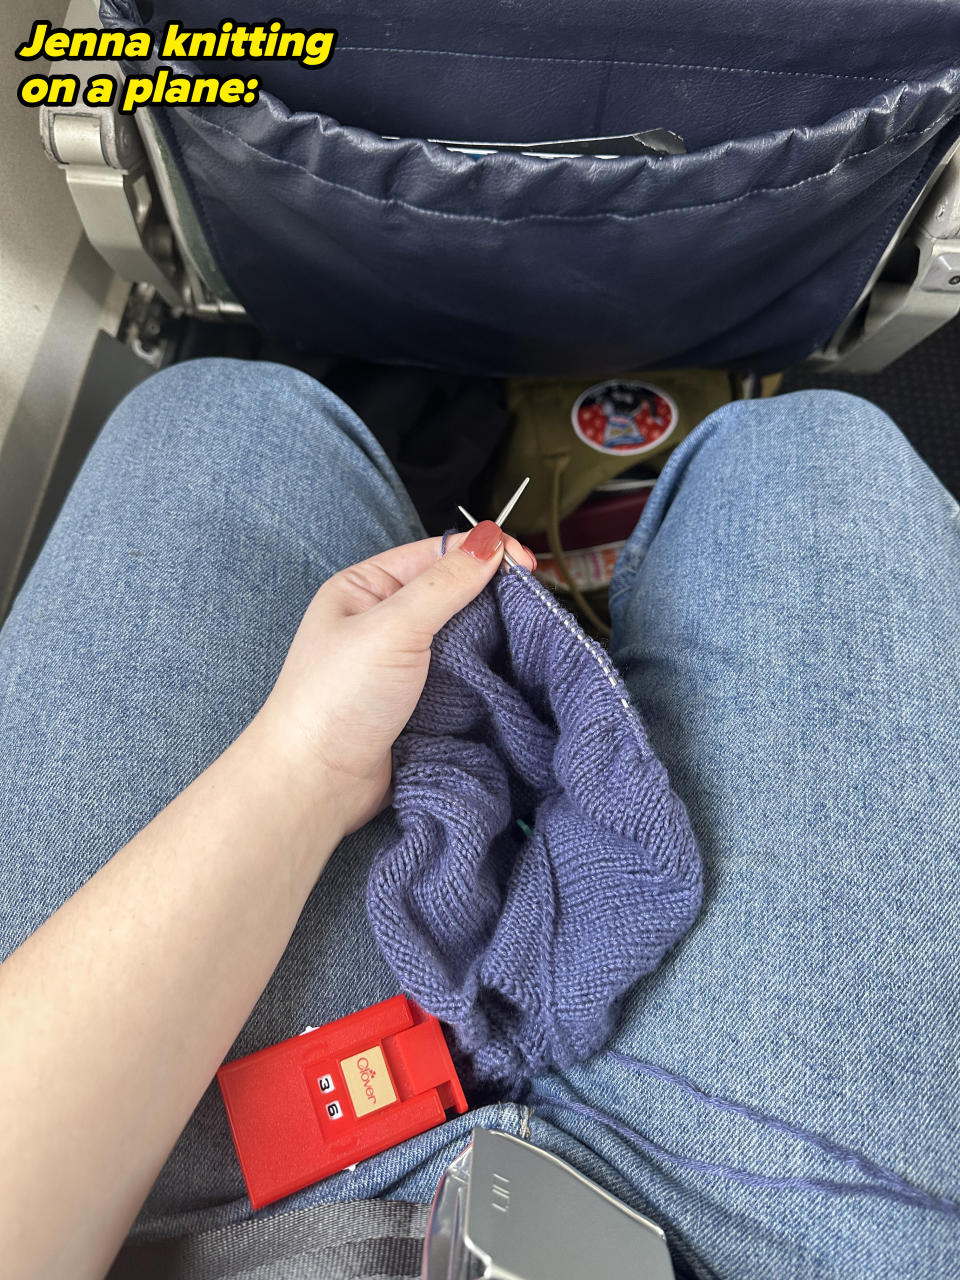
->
[378, 521, 504, 641]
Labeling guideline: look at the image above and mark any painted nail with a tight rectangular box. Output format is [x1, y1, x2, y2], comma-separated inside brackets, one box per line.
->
[522, 545, 538, 570]
[462, 520, 503, 560]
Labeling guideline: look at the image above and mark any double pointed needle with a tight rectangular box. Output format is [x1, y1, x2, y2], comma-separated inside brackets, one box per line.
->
[458, 476, 530, 571]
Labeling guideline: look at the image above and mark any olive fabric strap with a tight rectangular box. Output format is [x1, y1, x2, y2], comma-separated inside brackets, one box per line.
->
[544, 455, 612, 638]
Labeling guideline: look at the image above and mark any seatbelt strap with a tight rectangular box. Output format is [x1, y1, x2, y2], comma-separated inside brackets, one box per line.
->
[107, 1198, 430, 1280]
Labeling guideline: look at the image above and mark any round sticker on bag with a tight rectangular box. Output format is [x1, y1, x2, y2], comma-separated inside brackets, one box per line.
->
[572, 379, 678, 455]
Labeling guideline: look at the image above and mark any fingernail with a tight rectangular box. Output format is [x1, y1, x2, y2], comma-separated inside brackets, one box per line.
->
[523, 545, 538, 570]
[462, 520, 503, 561]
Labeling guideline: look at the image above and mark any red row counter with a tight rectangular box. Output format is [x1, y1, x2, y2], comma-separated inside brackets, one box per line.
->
[217, 994, 468, 1209]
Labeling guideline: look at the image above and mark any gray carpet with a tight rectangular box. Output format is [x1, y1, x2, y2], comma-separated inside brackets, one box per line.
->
[782, 316, 960, 498]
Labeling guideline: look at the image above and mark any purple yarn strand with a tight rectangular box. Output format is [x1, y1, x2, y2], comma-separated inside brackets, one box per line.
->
[533, 1090, 960, 1219]
[606, 1050, 913, 1194]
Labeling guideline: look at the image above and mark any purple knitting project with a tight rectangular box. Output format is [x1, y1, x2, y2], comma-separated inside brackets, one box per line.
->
[366, 567, 702, 1090]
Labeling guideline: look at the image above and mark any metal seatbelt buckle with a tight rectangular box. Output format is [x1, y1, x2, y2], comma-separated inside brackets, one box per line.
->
[423, 1127, 675, 1280]
[217, 994, 468, 1209]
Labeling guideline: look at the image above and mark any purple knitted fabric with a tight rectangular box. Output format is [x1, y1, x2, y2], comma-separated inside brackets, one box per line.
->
[366, 568, 702, 1090]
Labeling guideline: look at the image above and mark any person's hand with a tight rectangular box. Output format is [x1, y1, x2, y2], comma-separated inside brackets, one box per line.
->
[254, 523, 536, 846]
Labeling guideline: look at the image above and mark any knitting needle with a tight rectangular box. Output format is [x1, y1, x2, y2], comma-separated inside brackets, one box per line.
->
[493, 475, 530, 527]
[457, 476, 531, 571]
[457, 504, 521, 570]
[457, 475, 530, 571]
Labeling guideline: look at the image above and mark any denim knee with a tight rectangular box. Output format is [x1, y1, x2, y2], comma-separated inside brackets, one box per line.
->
[692, 388, 921, 497]
[98, 358, 362, 477]
[610, 387, 933, 615]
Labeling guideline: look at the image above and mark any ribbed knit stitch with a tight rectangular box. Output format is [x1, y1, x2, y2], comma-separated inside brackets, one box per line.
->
[367, 568, 702, 1090]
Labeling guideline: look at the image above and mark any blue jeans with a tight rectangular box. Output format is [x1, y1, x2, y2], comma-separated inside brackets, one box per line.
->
[1, 360, 957, 1278]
